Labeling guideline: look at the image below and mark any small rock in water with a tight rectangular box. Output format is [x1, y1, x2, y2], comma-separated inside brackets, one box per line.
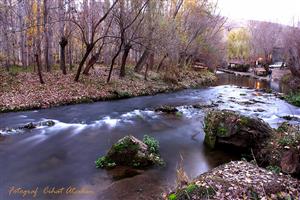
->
[154, 105, 178, 114]
[22, 120, 55, 129]
[255, 108, 265, 112]
[192, 103, 217, 109]
[23, 122, 37, 129]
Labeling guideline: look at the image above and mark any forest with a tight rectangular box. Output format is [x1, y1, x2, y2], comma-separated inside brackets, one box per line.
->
[0, 0, 224, 79]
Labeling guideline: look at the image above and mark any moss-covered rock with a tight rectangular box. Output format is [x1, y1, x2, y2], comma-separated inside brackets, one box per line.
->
[96, 135, 164, 169]
[204, 110, 272, 149]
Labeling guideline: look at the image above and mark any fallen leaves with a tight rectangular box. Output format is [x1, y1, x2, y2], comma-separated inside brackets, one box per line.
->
[170, 161, 300, 200]
[0, 67, 215, 112]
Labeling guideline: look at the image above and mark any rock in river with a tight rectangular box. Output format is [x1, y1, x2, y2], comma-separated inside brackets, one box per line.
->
[154, 105, 179, 114]
[204, 110, 273, 149]
[22, 120, 55, 129]
[95, 135, 164, 169]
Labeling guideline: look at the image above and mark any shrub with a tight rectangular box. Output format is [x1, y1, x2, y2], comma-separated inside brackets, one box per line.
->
[143, 135, 159, 154]
[168, 193, 177, 200]
[186, 184, 198, 193]
[113, 137, 139, 152]
[278, 136, 294, 146]
[95, 156, 116, 168]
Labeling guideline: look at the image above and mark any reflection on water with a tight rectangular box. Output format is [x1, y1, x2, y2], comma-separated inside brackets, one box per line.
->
[216, 72, 270, 90]
[216, 72, 292, 93]
[0, 73, 299, 200]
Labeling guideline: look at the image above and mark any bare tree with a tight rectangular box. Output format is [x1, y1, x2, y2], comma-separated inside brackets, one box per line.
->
[72, 0, 119, 82]
[284, 26, 300, 77]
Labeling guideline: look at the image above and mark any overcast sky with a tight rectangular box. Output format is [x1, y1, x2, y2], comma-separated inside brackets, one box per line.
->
[217, 0, 300, 25]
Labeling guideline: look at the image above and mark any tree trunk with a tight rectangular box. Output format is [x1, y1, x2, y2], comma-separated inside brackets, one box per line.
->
[59, 36, 68, 75]
[134, 49, 149, 72]
[43, 0, 51, 71]
[83, 52, 100, 75]
[20, 32, 26, 67]
[74, 44, 94, 82]
[144, 63, 149, 81]
[68, 39, 73, 70]
[107, 42, 123, 83]
[148, 53, 154, 70]
[157, 54, 167, 72]
[120, 44, 131, 77]
[35, 54, 45, 84]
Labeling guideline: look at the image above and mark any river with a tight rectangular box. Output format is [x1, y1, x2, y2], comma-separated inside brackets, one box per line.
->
[0, 72, 299, 200]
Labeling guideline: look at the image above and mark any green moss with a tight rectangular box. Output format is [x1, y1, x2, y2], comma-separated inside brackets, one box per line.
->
[175, 112, 183, 118]
[95, 156, 116, 169]
[177, 185, 215, 199]
[217, 126, 228, 136]
[278, 136, 294, 146]
[185, 184, 198, 193]
[285, 92, 300, 107]
[266, 165, 281, 174]
[168, 193, 177, 200]
[143, 135, 159, 154]
[204, 112, 217, 148]
[132, 160, 141, 168]
[113, 137, 139, 152]
[239, 116, 250, 126]
[277, 122, 289, 132]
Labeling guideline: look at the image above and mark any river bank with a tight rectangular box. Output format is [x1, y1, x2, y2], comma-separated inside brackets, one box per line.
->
[0, 67, 216, 113]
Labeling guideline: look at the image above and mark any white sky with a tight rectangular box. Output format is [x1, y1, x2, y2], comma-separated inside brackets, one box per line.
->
[217, 0, 300, 25]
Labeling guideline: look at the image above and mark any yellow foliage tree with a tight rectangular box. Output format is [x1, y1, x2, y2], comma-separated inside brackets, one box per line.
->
[227, 28, 250, 60]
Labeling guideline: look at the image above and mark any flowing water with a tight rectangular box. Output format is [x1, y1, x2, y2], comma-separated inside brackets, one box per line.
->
[0, 72, 299, 200]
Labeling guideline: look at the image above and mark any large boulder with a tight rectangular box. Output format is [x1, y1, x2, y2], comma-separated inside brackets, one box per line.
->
[204, 110, 273, 149]
[95, 135, 164, 169]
